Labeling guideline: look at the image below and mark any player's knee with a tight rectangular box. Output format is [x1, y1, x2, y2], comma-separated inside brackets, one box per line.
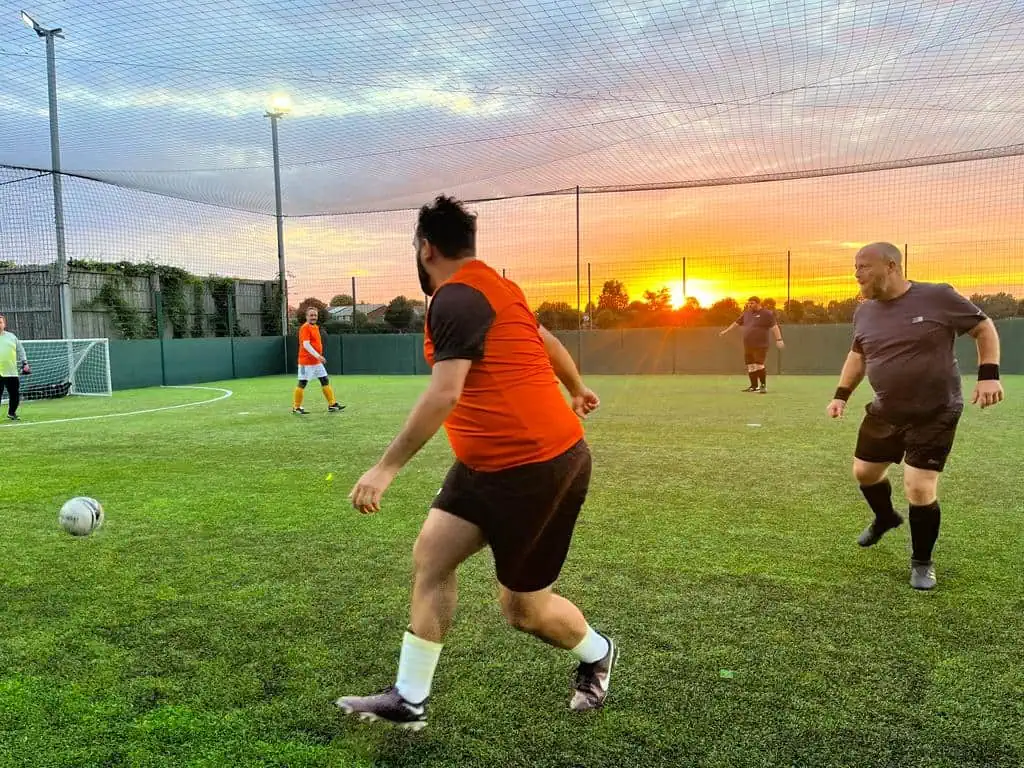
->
[904, 474, 938, 506]
[853, 460, 886, 485]
[411, 536, 454, 587]
[297, 380, 308, 389]
[499, 591, 545, 633]
[318, 376, 330, 386]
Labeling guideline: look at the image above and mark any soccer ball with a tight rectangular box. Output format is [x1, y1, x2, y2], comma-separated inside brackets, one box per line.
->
[59, 497, 105, 537]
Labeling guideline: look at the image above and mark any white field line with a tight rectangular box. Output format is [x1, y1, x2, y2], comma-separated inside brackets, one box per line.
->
[0, 386, 234, 428]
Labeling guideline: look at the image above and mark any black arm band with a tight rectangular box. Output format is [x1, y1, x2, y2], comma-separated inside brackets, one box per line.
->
[978, 364, 1000, 381]
[834, 386, 852, 402]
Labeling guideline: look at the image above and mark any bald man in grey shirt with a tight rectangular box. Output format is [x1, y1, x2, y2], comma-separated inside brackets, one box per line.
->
[826, 242, 1003, 591]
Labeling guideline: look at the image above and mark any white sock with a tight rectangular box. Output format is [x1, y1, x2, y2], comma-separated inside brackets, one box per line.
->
[395, 630, 443, 704]
[571, 625, 609, 664]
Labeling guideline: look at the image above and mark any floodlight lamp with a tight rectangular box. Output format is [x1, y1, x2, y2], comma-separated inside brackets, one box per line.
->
[267, 93, 292, 115]
[21, 10, 38, 31]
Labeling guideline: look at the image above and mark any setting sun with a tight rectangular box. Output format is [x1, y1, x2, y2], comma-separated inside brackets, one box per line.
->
[668, 281, 719, 309]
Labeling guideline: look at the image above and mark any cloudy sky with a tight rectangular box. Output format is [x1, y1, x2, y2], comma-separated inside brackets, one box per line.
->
[2, 0, 1023, 306]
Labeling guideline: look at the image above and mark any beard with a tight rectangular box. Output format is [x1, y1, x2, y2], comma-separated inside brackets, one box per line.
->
[417, 255, 434, 296]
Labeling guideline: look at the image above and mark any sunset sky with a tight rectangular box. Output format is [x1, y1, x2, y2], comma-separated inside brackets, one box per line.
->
[2, 1, 1022, 309]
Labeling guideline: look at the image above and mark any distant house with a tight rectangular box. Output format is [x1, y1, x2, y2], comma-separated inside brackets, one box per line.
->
[328, 303, 387, 324]
[328, 302, 427, 326]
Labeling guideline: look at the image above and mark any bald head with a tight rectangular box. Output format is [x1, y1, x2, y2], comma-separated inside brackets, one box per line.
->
[857, 242, 904, 270]
[855, 242, 909, 301]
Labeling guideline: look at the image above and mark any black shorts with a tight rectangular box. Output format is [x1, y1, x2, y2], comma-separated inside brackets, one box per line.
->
[434, 439, 592, 593]
[854, 405, 963, 472]
[744, 346, 767, 365]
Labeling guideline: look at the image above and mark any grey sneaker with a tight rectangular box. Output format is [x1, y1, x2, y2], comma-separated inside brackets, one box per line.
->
[569, 634, 618, 712]
[335, 686, 427, 731]
[910, 560, 937, 590]
[857, 515, 903, 547]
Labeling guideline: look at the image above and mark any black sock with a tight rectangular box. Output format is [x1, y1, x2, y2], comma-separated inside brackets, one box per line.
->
[909, 502, 941, 563]
[758, 369, 767, 387]
[860, 479, 900, 526]
[748, 371, 758, 388]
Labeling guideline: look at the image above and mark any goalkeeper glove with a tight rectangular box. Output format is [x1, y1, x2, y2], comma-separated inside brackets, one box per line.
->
[21, 363, 30, 375]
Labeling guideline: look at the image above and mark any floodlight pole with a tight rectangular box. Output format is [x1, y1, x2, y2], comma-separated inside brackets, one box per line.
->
[266, 109, 289, 365]
[24, 12, 72, 339]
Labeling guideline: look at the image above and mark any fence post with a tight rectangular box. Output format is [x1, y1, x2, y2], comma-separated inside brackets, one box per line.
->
[575, 185, 582, 373]
[154, 291, 167, 386]
[351, 276, 358, 334]
[229, 286, 237, 380]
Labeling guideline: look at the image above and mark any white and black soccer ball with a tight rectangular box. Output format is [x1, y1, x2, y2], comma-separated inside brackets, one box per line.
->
[59, 497, 105, 537]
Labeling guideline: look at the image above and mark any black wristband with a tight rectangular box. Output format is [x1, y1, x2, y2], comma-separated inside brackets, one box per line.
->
[834, 386, 852, 402]
[978, 363, 1000, 381]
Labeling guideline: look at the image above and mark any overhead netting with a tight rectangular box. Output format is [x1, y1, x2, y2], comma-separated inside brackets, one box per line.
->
[1, 0, 1022, 215]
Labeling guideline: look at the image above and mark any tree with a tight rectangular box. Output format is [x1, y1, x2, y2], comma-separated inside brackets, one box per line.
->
[384, 296, 415, 330]
[643, 287, 672, 313]
[295, 297, 328, 325]
[597, 280, 629, 313]
[970, 292, 1018, 320]
[783, 299, 804, 323]
[330, 294, 355, 307]
[827, 297, 860, 323]
[536, 301, 581, 330]
[706, 297, 741, 326]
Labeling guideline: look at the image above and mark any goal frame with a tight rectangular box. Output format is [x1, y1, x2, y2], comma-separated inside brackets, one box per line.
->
[13, 337, 112, 399]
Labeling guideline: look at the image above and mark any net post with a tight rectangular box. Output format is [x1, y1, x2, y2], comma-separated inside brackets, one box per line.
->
[352, 276, 358, 334]
[575, 185, 582, 374]
[229, 285, 237, 380]
[154, 290, 167, 386]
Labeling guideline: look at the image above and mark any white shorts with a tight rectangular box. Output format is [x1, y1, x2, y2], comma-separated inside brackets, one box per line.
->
[298, 363, 328, 381]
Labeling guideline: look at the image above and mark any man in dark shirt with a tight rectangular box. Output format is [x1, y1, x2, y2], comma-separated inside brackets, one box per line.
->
[720, 296, 784, 392]
[336, 196, 615, 730]
[827, 242, 1003, 590]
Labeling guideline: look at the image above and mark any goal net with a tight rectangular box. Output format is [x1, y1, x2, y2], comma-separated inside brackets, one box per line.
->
[1, 338, 112, 402]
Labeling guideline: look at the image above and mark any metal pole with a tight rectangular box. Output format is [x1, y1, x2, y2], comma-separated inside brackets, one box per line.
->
[587, 261, 592, 329]
[786, 250, 791, 314]
[268, 112, 288, 369]
[351, 276, 358, 333]
[40, 29, 72, 340]
[682, 256, 687, 301]
[575, 185, 582, 370]
[903, 243, 908, 278]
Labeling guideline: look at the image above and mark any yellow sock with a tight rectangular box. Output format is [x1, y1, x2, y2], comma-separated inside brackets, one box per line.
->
[322, 385, 336, 406]
[293, 387, 304, 409]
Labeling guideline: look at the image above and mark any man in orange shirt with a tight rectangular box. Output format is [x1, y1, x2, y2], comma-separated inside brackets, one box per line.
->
[337, 196, 615, 730]
[294, 306, 344, 414]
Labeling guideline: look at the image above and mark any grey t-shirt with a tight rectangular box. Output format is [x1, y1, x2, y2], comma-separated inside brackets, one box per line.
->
[852, 281, 986, 419]
[737, 308, 777, 348]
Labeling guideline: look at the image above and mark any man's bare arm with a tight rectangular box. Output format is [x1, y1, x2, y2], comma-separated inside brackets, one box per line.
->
[835, 350, 866, 394]
[538, 325, 585, 396]
[968, 318, 1000, 365]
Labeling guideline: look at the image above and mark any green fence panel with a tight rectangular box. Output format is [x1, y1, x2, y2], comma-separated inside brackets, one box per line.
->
[233, 337, 287, 379]
[162, 339, 234, 385]
[109, 340, 164, 391]
[342, 333, 420, 375]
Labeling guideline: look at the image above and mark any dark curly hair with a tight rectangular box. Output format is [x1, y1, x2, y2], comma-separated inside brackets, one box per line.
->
[415, 195, 476, 259]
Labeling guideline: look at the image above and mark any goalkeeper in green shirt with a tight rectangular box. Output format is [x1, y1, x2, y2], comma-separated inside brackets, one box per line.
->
[0, 315, 30, 421]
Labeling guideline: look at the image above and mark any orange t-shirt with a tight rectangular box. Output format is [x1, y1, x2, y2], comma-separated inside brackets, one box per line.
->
[423, 259, 584, 472]
[298, 322, 323, 365]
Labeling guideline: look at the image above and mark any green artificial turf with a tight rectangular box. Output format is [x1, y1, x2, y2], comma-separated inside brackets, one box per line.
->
[2, 374, 1022, 767]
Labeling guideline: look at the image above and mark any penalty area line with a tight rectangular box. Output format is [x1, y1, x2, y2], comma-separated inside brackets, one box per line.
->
[0, 385, 234, 428]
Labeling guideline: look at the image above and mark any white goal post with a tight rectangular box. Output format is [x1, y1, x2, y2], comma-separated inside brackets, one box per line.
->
[1, 338, 112, 402]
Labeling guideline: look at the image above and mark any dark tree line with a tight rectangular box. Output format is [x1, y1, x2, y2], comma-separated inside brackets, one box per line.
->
[534, 281, 1024, 331]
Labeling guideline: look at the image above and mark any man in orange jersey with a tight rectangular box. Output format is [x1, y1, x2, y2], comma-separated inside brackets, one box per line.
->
[336, 195, 615, 730]
[294, 306, 345, 414]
